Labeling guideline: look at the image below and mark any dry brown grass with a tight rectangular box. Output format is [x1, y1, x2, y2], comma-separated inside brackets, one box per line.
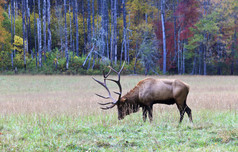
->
[0, 75, 237, 116]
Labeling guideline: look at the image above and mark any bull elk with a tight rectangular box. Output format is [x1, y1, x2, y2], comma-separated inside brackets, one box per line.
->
[93, 63, 193, 123]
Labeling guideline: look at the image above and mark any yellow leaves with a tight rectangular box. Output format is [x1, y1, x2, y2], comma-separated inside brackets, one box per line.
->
[14, 35, 23, 47]
[12, 35, 24, 53]
[12, 35, 28, 58]
[74, 56, 79, 60]
[127, 0, 156, 25]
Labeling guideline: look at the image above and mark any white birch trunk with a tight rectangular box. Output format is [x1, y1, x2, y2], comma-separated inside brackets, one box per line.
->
[37, 18, 42, 67]
[161, 0, 166, 74]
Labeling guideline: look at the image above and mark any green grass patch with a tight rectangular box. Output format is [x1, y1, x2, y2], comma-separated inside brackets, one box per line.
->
[0, 110, 237, 151]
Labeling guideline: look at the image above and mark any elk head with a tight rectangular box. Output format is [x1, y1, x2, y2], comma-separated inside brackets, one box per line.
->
[92, 62, 129, 120]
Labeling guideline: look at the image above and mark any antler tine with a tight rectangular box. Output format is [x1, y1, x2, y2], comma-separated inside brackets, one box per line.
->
[108, 62, 125, 81]
[118, 62, 125, 75]
[92, 77, 112, 99]
[98, 102, 114, 105]
[92, 77, 110, 94]
[107, 79, 122, 96]
[113, 91, 121, 95]
[95, 93, 110, 99]
[103, 68, 112, 79]
[92, 77, 118, 106]
[105, 62, 125, 101]
[108, 61, 125, 74]
[100, 104, 117, 110]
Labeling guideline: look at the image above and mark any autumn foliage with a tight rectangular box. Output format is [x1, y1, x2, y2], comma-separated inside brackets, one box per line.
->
[0, 1, 7, 43]
[0, 0, 237, 75]
[155, 0, 200, 71]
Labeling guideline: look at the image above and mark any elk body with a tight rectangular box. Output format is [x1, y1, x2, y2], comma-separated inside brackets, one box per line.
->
[93, 63, 193, 123]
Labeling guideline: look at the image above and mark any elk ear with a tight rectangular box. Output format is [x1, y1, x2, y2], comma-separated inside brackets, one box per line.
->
[121, 97, 127, 102]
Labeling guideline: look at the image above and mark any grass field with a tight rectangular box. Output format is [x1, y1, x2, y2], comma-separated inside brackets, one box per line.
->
[0, 75, 237, 151]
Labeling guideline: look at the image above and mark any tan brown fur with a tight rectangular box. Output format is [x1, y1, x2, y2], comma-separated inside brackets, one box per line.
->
[117, 78, 192, 123]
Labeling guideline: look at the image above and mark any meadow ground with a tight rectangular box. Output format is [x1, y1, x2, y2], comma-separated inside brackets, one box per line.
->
[0, 75, 237, 151]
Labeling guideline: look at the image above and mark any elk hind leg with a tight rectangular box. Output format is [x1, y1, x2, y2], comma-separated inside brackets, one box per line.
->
[142, 106, 147, 122]
[185, 105, 193, 123]
[176, 103, 186, 123]
[147, 105, 153, 123]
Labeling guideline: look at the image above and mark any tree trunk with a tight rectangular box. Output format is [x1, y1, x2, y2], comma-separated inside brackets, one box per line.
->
[114, 0, 117, 65]
[82, 0, 86, 56]
[24, 0, 28, 55]
[91, 0, 96, 67]
[97, 0, 101, 16]
[161, 0, 166, 74]
[134, 42, 139, 74]
[122, 0, 127, 63]
[75, 0, 79, 56]
[64, 0, 69, 69]
[11, 0, 14, 69]
[47, 0, 51, 52]
[69, 3, 72, 52]
[73, 40, 75, 56]
[43, 0, 46, 61]
[87, 53, 92, 70]
[38, 0, 42, 67]
[37, 18, 42, 68]
[92, 52, 96, 69]
[199, 45, 202, 75]
[177, 28, 181, 74]
[217, 43, 221, 75]
[172, 0, 177, 63]
[191, 49, 197, 75]
[110, 0, 114, 64]
[22, 0, 26, 70]
[92, 0, 95, 38]
[127, 11, 131, 63]
[34, 0, 37, 68]
[13, 0, 16, 60]
[8, 4, 10, 18]
[120, 40, 123, 65]
[182, 47, 185, 74]
[27, 0, 30, 55]
[87, 0, 91, 44]
[73, 0, 76, 25]
[203, 45, 207, 75]
[14, 1, 18, 18]
[105, 0, 109, 58]
[101, 0, 105, 56]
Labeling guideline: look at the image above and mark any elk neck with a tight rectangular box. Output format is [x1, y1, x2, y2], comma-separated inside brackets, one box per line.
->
[121, 84, 140, 104]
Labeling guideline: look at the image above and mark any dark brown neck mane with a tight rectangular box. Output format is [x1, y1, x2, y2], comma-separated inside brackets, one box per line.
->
[123, 84, 140, 103]
[120, 83, 141, 114]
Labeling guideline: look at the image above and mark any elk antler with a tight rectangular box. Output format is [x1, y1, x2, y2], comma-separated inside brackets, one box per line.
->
[92, 62, 125, 110]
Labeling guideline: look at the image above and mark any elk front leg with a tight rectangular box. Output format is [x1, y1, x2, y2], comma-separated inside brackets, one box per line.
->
[142, 106, 147, 122]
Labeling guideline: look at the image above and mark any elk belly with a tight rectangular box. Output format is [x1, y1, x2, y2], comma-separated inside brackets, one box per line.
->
[154, 98, 176, 105]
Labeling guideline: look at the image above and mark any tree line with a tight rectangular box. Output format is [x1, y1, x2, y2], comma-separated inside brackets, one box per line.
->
[0, 0, 237, 75]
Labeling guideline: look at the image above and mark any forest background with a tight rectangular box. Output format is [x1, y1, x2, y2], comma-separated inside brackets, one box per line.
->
[0, 0, 237, 75]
